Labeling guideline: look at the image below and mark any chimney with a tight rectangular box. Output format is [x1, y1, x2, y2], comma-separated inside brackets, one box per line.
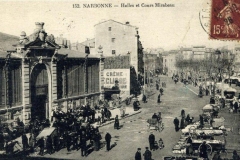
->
[35, 22, 44, 30]
[126, 21, 130, 25]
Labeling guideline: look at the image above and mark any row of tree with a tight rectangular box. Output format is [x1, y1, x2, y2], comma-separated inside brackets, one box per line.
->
[175, 49, 235, 83]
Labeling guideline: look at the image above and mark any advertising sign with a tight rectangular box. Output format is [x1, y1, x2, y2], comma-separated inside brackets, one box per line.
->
[103, 69, 130, 96]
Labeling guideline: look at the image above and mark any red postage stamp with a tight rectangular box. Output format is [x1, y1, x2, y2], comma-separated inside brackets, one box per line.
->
[210, 0, 240, 40]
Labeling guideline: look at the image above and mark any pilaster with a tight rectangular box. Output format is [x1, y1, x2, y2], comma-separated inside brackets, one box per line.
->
[51, 61, 58, 109]
[22, 59, 31, 124]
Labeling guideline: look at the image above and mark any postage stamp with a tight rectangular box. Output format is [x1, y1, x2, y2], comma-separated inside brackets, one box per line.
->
[210, 0, 240, 40]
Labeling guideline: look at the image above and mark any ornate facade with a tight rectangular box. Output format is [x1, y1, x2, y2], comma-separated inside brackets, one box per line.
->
[0, 22, 101, 124]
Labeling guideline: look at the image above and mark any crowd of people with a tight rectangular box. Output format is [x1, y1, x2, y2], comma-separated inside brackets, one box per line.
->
[0, 101, 122, 157]
[173, 109, 194, 132]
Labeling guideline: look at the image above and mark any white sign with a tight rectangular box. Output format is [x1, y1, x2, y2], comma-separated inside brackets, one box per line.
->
[103, 69, 130, 95]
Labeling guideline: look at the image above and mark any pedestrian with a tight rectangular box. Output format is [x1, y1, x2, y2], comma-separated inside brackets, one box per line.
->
[46, 135, 53, 154]
[233, 150, 240, 160]
[158, 138, 164, 149]
[143, 147, 152, 160]
[148, 132, 155, 151]
[142, 95, 147, 103]
[22, 133, 29, 151]
[199, 141, 208, 159]
[105, 132, 111, 151]
[135, 148, 142, 160]
[101, 109, 105, 123]
[173, 117, 180, 132]
[180, 117, 185, 129]
[234, 101, 239, 113]
[114, 115, 120, 129]
[157, 94, 161, 103]
[81, 131, 87, 157]
[181, 109, 185, 119]
[185, 114, 191, 125]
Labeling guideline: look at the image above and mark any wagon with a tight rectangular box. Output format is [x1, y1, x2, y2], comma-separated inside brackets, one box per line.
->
[192, 139, 226, 155]
[147, 118, 163, 132]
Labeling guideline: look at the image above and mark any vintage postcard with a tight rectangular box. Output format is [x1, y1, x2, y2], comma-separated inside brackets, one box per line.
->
[0, 0, 240, 160]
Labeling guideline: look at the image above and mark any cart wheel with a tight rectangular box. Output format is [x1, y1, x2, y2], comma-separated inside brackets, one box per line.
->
[198, 143, 212, 156]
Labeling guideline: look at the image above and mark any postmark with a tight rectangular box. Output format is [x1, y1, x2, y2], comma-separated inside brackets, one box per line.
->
[210, 0, 240, 40]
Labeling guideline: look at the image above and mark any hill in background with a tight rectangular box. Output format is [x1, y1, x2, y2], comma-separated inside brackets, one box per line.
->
[0, 32, 18, 51]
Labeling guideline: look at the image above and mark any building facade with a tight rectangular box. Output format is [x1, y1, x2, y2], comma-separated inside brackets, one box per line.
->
[162, 50, 179, 76]
[0, 22, 101, 125]
[94, 20, 143, 74]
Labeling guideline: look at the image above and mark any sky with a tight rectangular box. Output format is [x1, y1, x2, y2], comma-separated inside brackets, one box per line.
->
[0, 0, 238, 51]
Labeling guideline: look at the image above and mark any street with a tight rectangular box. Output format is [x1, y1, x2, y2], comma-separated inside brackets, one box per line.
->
[35, 76, 210, 160]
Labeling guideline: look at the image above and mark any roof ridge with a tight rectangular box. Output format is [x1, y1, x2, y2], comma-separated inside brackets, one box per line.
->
[94, 19, 137, 28]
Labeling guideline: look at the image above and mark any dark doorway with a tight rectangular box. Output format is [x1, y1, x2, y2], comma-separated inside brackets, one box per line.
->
[31, 95, 47, 120]
[31, 64, 48, 121]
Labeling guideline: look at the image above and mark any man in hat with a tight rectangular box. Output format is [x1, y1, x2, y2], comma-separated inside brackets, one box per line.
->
[143, 147, 152, 160]
[135, 148, 142, 160]
[148, 132, 155, 151]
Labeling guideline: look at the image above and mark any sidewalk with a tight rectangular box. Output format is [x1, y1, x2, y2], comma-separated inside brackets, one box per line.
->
[93, 106, 141, 128]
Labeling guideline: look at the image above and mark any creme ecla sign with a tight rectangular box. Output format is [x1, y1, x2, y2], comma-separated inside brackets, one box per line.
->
[103, 69, 130, 92]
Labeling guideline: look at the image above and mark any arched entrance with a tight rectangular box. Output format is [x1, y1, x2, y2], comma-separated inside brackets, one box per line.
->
[31, 64, 49, 121]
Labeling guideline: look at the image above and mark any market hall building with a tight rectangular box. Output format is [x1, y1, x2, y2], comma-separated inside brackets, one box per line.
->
[0, 22, 101, 125]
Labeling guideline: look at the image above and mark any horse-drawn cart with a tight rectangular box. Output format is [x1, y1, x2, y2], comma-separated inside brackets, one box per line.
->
[147, 118, 163, 132]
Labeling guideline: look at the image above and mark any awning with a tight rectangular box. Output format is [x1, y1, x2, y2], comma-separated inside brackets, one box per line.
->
[203, 104, 213, 110]
[216, 83, 230, 90]
[36, 127, 56, 140]
[104, 88, 120, 94]
[224, 87, 237, 93]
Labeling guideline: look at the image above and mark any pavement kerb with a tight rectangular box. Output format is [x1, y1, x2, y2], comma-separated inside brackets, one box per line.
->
[98, 110, 142, 128]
